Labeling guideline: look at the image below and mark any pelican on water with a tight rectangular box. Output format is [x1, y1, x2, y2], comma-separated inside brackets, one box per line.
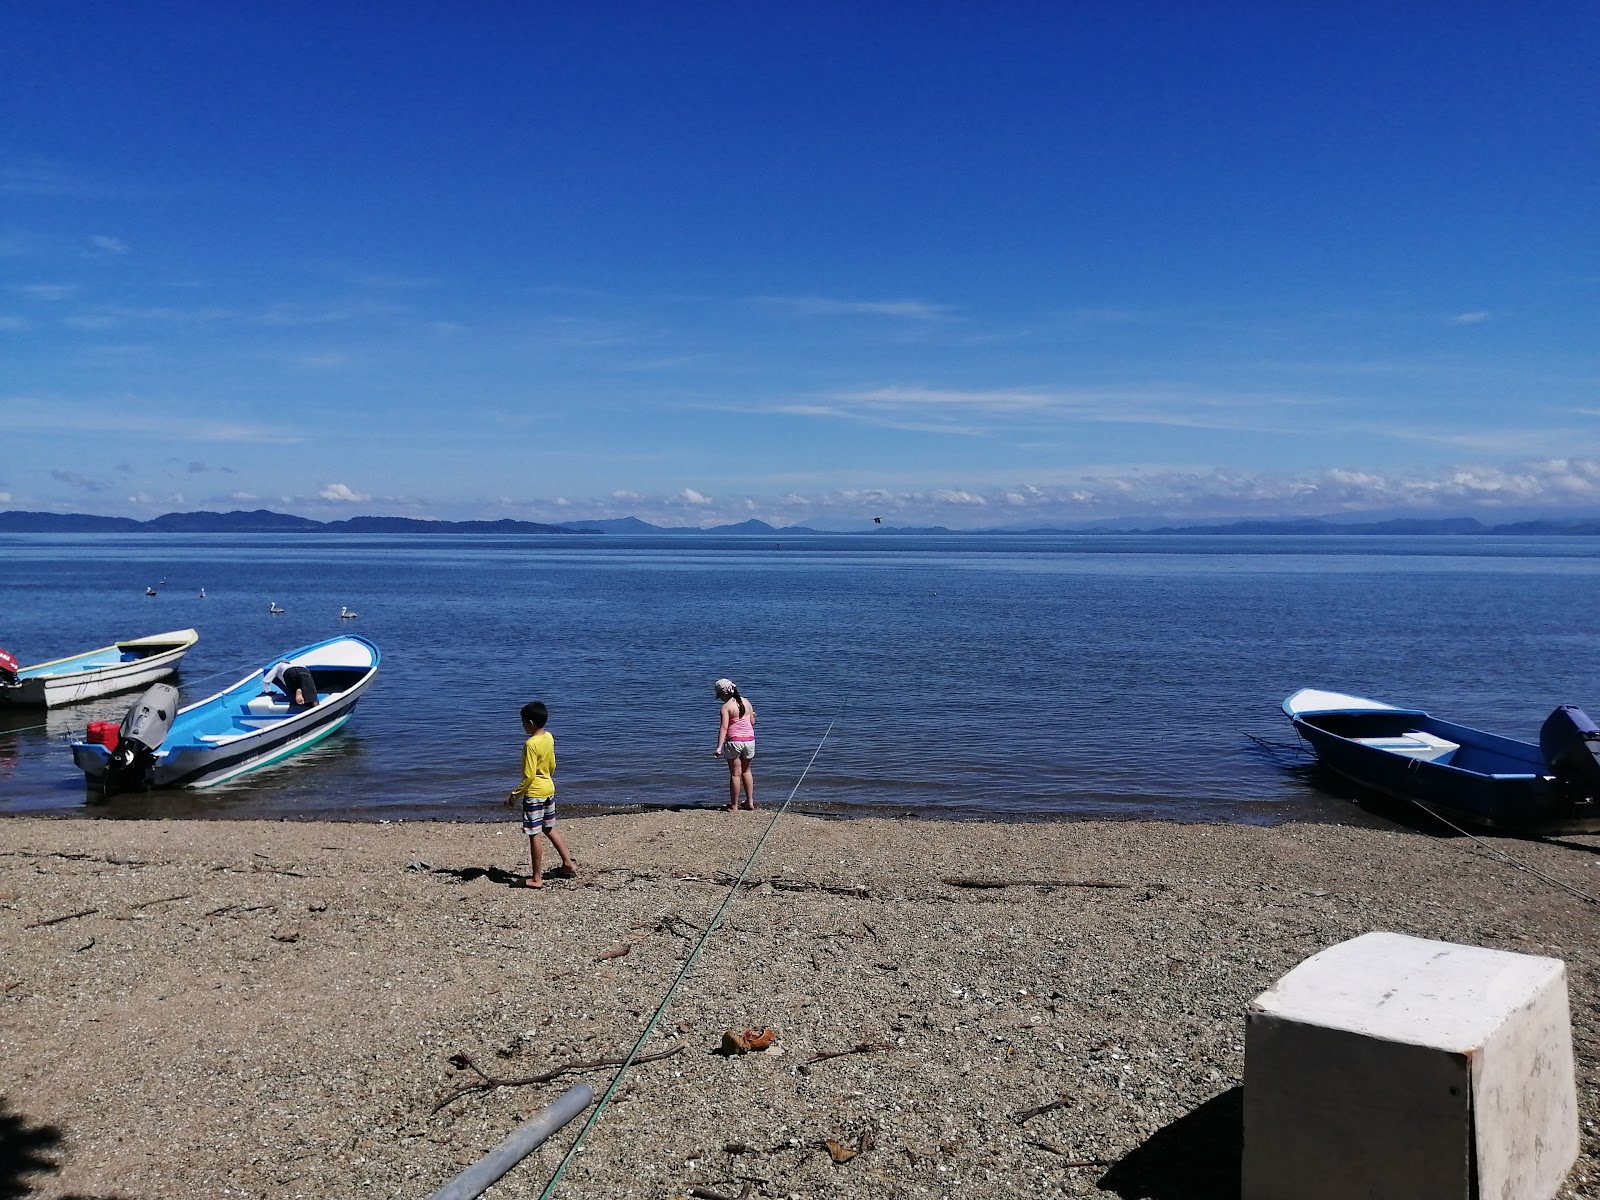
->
[268, 602, 285, 614]
[339, 606, 358, 619]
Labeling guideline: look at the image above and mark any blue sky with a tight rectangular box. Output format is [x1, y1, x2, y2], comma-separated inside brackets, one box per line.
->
[3, 3, 1596, 528]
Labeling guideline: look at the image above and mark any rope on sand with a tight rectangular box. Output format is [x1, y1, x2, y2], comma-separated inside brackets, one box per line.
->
[537, 703, 846, 1200]
[1397, 793, 1600, 908]
[1285, 727, 1600, 907]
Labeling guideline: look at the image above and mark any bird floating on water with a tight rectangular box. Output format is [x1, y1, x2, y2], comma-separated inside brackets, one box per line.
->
[198, 587, 206, 599]
[145, 586, 157, 596]
[339, 606, 358, 619]
[268, 602, 284, 614]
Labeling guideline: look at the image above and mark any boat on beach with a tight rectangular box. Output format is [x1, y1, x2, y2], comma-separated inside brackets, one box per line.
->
[0, 629, 200, 708]
[71, 634, 380, 792]
[1283, 688, 1600, 834]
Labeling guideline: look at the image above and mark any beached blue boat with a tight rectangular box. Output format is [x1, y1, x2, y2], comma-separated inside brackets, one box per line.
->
[1283, 688, 1600, 834]
[71, 635, 379, 792]
[0, 629, 199, 708]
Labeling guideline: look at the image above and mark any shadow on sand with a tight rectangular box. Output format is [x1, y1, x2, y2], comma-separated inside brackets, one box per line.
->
[0, 1095, 124, 1200]
[1097, 1086, 1241, 1200]
[410, 861, 556, 889]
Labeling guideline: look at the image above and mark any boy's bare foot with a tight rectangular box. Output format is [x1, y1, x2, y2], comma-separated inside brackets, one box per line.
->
[521, 878, 544, 889]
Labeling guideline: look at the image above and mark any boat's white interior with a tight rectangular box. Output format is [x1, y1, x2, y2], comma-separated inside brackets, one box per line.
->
[1352, 729, 1460, 764]
[194, 689, 352, 745]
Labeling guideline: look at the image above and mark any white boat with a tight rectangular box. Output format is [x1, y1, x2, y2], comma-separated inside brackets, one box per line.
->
[71, 635, 379, 791]
[0, 629, 200, 708]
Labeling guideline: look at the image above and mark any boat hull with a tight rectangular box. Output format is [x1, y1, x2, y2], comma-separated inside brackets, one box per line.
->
[1284, 688, 1600, 835]
[72, 635, 378, 791]
[1, 630, 200, 708]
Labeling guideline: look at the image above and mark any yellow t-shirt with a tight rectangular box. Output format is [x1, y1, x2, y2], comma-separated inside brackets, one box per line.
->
[511, 730, 555, 800]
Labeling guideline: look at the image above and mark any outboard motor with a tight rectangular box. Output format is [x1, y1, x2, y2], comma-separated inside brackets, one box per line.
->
[1540, 704, 1600, 800]
[0, 648, 19, 689]
[105, 682, 180, 791]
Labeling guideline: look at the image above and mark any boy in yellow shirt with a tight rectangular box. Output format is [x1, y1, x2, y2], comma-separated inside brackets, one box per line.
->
[503, 701, 577, 888]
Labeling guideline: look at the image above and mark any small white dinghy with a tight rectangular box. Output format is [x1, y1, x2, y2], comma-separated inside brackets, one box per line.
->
[0, 629, 200, 708]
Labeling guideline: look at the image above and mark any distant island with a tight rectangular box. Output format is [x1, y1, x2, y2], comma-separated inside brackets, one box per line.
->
[1, 509, 1599, 536]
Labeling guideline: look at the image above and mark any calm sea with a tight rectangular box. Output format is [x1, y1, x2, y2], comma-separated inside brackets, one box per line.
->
[3, 532, 1599, 826]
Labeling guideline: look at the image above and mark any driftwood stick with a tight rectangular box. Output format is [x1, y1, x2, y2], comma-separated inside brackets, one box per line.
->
[689, 1186, 752, 1200]
[1012, 1096, 1074, 1124]
[704, 873, 870, 899]
[24, 907, 98, 929]
[595, 942, 633, 961]
[434, 1043, 686, 1113]
[131, 893, 191, 909]
[1028, 1140, 1112, 1165]
[943, 877, 1133, 890]
[807, 1040, 892, 1064]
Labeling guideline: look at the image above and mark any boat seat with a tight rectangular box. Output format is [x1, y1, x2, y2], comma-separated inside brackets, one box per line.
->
[1352, 729, 1459, 763]
[244, 696, 291, 715]
[197, 731, 254, 746]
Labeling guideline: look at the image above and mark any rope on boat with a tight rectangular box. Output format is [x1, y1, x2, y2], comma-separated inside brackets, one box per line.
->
[537, 702, 846, 1200]
[1242, 730, 1311, 762]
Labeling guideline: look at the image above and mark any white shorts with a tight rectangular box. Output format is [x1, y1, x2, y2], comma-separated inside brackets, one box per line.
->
[720, 741, 755, 762]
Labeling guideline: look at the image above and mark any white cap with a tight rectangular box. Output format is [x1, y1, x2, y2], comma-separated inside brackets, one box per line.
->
[714, 678, 736, 696]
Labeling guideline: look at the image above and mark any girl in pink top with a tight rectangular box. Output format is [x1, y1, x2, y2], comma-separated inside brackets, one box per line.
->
[712, 677, 756, 811]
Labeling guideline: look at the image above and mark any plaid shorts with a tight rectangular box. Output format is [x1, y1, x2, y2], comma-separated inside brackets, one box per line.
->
[521, 794, 556, 835]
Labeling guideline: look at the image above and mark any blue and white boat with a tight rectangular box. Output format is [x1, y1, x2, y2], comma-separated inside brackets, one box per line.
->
[72, 635, 379, 792]
[1283, 688, 1600, 834]
[0, 629, 200, 708]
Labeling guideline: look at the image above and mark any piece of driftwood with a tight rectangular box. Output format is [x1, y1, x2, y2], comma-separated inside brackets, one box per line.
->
[807, 1040, 892, 1064]
[434, 1043, 686, 1113]
[24, 907, 98, 929]
[704, 872, 870, 899]
[1012, 1096, 1074, 1124]
[689, 1185, 752, 1200]
[131, 893, 191, 909]
[205, 903, 278, 918]
[595, 942, 632, 961]
[1029, 1139, 1113, 1166]
[942, 877, 1133, 890]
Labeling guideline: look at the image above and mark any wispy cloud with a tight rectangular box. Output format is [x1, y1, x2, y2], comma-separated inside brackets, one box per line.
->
[1, 396, 305, 445]
[1452, 311, 1492, 324]
[16, 284, 76, 301]
[50, 469, 110, 493]
[756, 295, 956, 321]
[88, 234, 128, 257]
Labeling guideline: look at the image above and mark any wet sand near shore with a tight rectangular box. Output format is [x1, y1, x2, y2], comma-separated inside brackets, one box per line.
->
[2, 810, 1599, 1199]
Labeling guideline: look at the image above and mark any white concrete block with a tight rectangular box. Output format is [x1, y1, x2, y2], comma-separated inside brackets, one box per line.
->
[1243, 931, 1576, 1200]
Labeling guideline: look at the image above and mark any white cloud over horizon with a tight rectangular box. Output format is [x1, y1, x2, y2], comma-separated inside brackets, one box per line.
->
[318, 482, 370, 503]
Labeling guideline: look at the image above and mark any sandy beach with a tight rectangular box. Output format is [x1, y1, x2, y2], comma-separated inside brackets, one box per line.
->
[2, 809, 1598, 1199]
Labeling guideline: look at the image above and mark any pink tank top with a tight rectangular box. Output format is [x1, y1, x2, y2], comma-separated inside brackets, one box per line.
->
[726, 711, 754, 741]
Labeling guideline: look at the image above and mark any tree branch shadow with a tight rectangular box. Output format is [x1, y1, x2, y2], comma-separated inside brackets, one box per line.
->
[0, 1095, 127, 1200]
[1097, 1086, 1241, 1200]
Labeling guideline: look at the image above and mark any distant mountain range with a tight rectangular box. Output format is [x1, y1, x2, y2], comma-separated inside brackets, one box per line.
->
[1, 509, 1599, 536]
